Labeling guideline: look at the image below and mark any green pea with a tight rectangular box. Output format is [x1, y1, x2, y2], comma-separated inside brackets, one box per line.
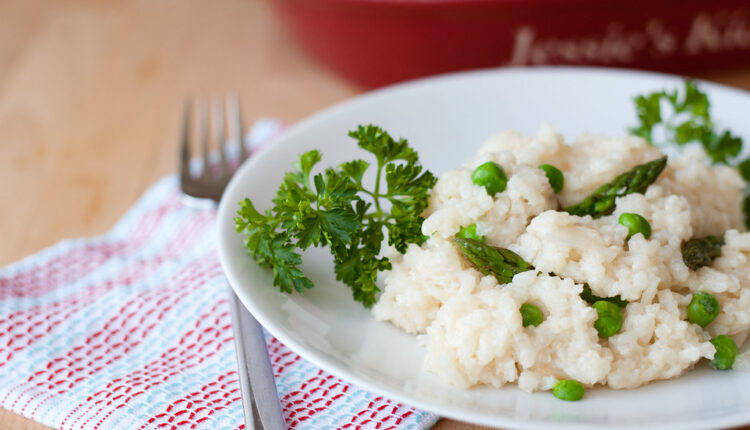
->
[520, 303, 544, 327]
[618, 213, 651, 240]
[539, 164, 564, 194]
[592, 300, 623, 338]
[710, 334, 738, 370]
[456, 224, 485, 242]
[472, 162, 508, 196]
[687, 291, 720, 327]
[552, 380, 584, 401]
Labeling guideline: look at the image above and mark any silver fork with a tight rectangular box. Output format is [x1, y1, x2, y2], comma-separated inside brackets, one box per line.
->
[178, 95, 286, 430]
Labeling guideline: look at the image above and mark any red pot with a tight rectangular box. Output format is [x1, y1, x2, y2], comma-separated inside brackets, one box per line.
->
[268, 0, 750, 88]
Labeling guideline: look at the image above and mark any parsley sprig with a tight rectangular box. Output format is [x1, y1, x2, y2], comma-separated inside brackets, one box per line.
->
[630, 81, 749, 227]
[630, 81, 744, 165]
[234, 125, 436, 307]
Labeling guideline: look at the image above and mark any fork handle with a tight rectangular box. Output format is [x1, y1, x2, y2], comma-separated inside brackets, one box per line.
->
[229, 287, 287, 430]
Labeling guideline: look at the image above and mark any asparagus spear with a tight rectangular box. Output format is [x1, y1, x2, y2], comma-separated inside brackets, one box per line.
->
[565, 157, 668, 218]
[682, 235, 724, 270]
[456, 238, 629, 307]
[454, 237, 532, 284]
[580, 284, 628, 308]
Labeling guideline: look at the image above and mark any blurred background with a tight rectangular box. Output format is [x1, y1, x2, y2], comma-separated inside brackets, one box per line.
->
[1, 0, 750, 428]
[0, 0, 359, 268]
[3, 0, 750, 267]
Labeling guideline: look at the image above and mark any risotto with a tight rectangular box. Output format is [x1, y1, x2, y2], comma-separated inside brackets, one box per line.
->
[372, 124, 750, 393]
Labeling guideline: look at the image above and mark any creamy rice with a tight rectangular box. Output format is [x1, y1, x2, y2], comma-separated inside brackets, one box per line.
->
[373, 124, 749, 392]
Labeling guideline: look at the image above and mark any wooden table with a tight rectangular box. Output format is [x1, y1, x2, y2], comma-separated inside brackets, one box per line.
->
[2, 0, 750, 429]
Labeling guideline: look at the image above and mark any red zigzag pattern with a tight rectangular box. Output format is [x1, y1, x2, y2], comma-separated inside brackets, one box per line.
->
[62, 299, 234, 429]
[266, 337, 420, 429]
[10, 257, 223, 418]
[138, 371, 241, 430]
[0, 210, 214, 370]
[0, 194, 181, 300]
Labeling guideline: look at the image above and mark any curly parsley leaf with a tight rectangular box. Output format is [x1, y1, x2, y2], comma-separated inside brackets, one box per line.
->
[630, 81, 743, 165]
[630, 81, 749, 228]
[384, 162, 435, 252]
[350, 125, 417, 164]
[739, 158, 750, 182]
[234, 124, 436, 308]
[234, 198, 313, 294]
[631, 92, 663, 142]
[340, 159, 370, 186]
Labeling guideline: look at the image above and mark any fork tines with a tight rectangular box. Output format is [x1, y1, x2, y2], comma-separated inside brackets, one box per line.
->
[179, 95, 248, 202]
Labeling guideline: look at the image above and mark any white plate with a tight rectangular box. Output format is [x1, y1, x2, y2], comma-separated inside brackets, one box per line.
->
[217, 67, 750, 430]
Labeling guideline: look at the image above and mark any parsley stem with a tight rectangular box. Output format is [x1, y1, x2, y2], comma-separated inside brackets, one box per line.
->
[373, 159, 383, 214]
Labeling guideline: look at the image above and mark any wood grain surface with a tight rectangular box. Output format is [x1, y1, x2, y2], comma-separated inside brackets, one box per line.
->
[1, 0, 750, 429]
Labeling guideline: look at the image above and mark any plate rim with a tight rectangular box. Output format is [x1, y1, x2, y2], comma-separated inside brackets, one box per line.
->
[217, 65, 750, 430]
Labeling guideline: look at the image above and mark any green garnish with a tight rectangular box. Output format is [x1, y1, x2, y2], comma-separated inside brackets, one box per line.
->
[520, 303, 544, 327]
[592, 300, 623, 338]
[618, 213, 652, 240]
[686, 291, 720, 328]
[552, 380, 585, 401]
[539, 164, 564, 194]
[710, 335, 738, 370]
[565, 157, 667, 218]
[631, 80, 743, 165]
[456, 223, 485, 242]
[630, 81, 749, 227]
[682, 235, 724, 271]
[580, 284, 628, 309]
[471, 161, 508, 196]
[234, 124, 436, 308]
[738, 158, 750, 182]
[453, 237, 532, 284]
